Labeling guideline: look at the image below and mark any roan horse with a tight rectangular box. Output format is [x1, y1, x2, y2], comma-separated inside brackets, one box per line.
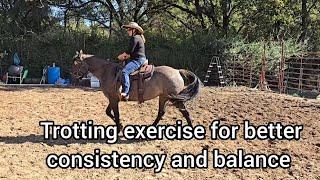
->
[71, 50, 201, 132]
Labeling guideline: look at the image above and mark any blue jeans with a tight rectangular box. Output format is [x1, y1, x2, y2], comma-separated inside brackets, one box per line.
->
[121, 58, 146, 94]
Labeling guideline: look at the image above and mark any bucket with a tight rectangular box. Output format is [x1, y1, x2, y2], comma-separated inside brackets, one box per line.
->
[90, 76, 100, 88]
[47, 67, 60, 84]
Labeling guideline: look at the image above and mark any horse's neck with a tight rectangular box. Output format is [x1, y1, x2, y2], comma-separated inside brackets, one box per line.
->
[84, 56, 116, 80]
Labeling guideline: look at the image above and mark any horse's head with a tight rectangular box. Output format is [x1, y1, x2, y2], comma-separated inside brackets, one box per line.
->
[71, 50, 89, 79]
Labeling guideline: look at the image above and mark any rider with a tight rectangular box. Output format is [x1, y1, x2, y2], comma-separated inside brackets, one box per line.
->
[117, 22, 147, 100]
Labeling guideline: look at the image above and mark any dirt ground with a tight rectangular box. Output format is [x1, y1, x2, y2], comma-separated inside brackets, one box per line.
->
[0, 86, 319, 180]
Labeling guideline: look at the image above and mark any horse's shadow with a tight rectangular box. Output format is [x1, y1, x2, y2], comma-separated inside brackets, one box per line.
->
[0, 134, 154, 146]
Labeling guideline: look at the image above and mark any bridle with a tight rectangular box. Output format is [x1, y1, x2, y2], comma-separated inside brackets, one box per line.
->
[71, 57, 89, 79]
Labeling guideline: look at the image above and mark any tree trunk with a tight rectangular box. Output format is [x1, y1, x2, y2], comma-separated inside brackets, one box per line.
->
[63, 10, 68, 32]
[194, 0, 206, 29]
[300, 0, 308, 42]
[109, 13, 112, 39]
[221, 0, 231, 37]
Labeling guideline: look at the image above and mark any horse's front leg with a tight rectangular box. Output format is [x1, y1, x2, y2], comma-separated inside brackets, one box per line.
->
[110, 99, 123, 133]
[105, 103, 114, 120]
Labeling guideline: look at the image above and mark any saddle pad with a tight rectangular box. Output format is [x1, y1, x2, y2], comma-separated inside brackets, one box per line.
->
[131, 65, 154, 81]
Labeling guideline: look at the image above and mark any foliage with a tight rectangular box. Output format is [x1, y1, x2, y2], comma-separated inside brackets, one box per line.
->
[227, 38, 306, 75]
[0, 0, 319, 80]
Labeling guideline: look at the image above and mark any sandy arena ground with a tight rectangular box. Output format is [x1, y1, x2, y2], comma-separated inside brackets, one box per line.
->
[0, 86, 319, 180]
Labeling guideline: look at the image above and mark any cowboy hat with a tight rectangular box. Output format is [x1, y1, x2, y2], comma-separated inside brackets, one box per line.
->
[122, 22, 144, 34]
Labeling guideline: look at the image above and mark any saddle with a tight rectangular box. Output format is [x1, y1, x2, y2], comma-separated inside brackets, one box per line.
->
[130, 60, 153, 79]
[118, 60, 154, 103]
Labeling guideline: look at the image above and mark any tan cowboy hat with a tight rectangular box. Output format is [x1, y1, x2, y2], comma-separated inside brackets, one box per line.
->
[122, 22, 144, 34]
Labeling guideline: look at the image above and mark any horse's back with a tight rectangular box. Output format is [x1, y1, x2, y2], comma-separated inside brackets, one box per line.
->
[129, 65, 185, 101]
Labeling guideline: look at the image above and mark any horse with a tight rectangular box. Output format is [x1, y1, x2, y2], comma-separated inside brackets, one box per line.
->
[71, 50, 201, 132]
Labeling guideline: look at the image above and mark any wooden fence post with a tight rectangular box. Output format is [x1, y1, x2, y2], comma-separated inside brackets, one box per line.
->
[278, 38, 285, 93]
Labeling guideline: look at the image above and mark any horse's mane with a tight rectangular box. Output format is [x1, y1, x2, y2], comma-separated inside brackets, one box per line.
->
[84, 54, 117, 67]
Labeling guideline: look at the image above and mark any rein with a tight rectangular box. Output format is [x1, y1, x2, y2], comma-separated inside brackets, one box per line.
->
[71, 59, 89, 79]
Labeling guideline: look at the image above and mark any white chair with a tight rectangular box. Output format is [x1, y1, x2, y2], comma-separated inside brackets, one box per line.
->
[40, 66, 48, 84]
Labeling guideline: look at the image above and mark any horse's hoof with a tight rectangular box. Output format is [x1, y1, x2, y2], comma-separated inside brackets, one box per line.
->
[117, 124, 123, 134]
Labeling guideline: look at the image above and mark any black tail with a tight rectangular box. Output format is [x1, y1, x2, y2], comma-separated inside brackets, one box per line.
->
[169, 69, 202, 103]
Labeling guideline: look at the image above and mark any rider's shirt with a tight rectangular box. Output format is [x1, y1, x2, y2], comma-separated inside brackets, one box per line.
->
[125, 35, 146, 60]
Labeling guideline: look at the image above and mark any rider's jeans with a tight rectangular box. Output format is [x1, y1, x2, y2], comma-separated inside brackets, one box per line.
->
[121, 57, 146, 94]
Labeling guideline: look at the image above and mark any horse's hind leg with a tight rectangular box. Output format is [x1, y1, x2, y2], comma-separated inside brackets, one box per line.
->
[175, 102, 193, 127]
[105, 103, 114, 120]
[152, 96, 168, 126]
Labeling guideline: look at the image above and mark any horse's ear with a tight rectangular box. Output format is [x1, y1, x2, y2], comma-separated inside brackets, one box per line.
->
[78, 50, 84, 61]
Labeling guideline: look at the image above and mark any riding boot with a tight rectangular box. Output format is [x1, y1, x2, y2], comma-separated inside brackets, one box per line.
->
[120, 93, 129, 101]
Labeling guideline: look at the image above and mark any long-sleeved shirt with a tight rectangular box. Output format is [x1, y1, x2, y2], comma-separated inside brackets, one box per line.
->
[125, 35, 146, 60]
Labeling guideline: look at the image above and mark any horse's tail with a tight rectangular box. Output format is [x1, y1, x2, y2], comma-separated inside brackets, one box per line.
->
[168, 69, 202, 103]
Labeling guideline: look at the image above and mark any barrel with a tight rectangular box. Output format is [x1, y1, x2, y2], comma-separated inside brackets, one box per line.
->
[47, 67, 60, 84]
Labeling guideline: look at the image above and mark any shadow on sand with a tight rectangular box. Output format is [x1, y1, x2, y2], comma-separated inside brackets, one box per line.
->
[0, 85, 101, 92]
[0, 134, 155, 146]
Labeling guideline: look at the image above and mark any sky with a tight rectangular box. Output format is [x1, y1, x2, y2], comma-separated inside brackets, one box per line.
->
[50, 6, 93, 26]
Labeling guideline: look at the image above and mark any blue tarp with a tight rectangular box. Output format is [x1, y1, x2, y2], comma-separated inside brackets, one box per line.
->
[13, 53, 20, 65]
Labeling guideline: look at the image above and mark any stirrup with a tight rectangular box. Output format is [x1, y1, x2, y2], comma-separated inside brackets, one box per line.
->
[120, 93, 129, 101]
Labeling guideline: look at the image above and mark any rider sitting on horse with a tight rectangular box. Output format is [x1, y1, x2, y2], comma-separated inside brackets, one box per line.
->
[117, 22, 147, 100]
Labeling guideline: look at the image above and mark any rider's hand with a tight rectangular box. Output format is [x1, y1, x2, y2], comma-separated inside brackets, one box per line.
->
[124, 53, 130, 59]
[117, 53, 126, 61]
[117, 52, 130, 61]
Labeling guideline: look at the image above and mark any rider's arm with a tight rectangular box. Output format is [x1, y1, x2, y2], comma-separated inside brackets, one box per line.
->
[118, 36, 138, 61]
[125, 36, 138, 56]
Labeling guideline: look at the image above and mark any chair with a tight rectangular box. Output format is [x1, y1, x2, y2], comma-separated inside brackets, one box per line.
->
[40, 66, 48, 84]
[6, 68, 28, 84]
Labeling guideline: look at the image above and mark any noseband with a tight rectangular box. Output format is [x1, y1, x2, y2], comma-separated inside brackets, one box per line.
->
[72, 58, 89, 79]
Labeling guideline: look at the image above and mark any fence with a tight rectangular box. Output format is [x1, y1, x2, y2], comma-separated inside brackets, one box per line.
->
[285, 56, 320, 93]
[223, 49, 320, 94]
[224, 54, 257, 87]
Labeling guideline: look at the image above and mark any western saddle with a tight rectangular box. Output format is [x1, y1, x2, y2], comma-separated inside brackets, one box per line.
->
[120, 60, 154, 103]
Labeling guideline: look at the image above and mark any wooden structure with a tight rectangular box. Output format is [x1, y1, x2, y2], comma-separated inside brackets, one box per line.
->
[285, 55, 320, 93]
[224, 54, 256, 87]
[224, 51, 320, 94]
